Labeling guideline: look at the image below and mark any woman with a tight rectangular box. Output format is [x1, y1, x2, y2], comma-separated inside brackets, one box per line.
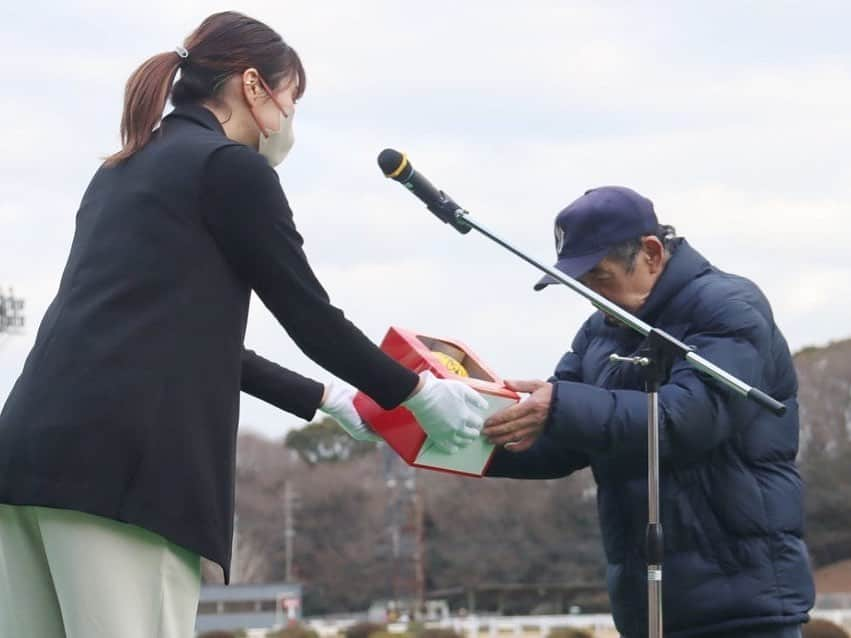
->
[0, 11, 486, 638]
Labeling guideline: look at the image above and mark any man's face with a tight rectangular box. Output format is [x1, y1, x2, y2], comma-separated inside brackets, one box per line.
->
[578, 237, 665, 313]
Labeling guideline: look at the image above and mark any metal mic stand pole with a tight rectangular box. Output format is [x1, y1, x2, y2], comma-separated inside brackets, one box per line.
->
[610, 332, 677, 638]
[428, 202, 786, 638]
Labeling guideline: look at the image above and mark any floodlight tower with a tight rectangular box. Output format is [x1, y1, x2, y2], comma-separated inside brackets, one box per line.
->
[0, 288, 24, 335]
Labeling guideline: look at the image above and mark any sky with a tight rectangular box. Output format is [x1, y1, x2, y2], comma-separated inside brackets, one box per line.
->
[1, 1, 850, 439]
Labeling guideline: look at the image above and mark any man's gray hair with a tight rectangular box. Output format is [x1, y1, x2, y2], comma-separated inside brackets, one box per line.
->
[606, 224, 677, 273]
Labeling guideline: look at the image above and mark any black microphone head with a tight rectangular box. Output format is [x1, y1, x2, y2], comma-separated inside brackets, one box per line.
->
[378, 148, 409, 179]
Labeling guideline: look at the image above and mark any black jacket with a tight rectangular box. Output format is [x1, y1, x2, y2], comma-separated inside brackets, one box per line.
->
[487, 240, 813, 637]
[0, 105, 418, 581]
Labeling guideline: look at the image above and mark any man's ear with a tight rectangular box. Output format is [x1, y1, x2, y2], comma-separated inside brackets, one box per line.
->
[641, 236, 665, 274]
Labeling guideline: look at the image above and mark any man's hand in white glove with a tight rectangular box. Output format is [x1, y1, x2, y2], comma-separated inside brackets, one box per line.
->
[319, 380, 381, 442]
[402, 370, 488, 454]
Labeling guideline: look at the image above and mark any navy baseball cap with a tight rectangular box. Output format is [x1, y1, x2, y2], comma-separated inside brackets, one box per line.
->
[534, 186, 658, 291]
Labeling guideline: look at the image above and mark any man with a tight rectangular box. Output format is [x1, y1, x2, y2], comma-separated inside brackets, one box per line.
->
[483, 186, 814, 638]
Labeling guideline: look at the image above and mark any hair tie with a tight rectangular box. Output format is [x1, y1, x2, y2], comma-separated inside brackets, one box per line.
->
[174, 45, 189, 62]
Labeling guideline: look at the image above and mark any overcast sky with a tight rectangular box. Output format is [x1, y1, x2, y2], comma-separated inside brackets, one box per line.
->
[2, 1, 850, 439]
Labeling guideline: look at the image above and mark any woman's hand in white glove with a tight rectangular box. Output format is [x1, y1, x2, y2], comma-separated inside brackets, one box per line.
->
[319, 380, 381, 442]
[402, 370, 488, 453]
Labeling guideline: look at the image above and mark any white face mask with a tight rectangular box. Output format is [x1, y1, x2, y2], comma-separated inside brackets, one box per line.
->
[258, 107, 295, 167]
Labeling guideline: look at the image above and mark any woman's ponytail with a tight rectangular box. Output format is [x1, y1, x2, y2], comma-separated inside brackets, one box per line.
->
[105, 51, 184, 166]
[104, 12, 305, 167]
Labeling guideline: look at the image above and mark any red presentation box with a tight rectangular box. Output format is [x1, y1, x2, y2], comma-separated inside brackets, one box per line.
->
[353, 326, 519, 477]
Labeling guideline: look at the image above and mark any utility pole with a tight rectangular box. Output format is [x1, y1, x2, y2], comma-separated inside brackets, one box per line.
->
[382, 445, 425, 616]
[284, 481, 297, 582]
[412, 484, 425, 611]
[231, 513, 240, 583]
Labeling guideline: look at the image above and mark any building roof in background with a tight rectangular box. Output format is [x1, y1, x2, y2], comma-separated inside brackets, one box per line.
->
[200, 582, 301, 602]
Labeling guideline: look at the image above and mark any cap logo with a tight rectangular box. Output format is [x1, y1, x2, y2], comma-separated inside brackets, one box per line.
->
[554, 222, 566, 255]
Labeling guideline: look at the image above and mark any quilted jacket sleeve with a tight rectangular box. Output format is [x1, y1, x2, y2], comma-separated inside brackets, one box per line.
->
[545, 299, 774, 460]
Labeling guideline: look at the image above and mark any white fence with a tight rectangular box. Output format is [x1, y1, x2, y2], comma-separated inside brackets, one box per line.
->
[308, 609, 851, 637]
[307, 614, 617, 637]
[439, 614, 617, 636]
[812, 608, 851, 627]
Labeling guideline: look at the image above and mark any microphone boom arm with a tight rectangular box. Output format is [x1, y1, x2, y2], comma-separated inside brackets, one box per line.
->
[430, 198, 472, 234]
[449, 208, 786, 416]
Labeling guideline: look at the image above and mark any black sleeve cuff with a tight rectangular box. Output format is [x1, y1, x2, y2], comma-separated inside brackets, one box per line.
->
[241, 349, 325, 421]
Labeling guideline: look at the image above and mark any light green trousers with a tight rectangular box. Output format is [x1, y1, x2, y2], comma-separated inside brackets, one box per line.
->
[0, 504, 201, 638]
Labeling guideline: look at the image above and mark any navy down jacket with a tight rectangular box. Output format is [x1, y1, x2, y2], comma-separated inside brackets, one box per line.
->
[487, 239, 814, 637]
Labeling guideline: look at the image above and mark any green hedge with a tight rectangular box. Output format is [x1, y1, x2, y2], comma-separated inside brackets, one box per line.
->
[545, 628, 594, 638]
[267, 624, 320, 638]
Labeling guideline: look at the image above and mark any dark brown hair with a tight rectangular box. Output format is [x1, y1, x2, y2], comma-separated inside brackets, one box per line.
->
[105, 11, 306, 166]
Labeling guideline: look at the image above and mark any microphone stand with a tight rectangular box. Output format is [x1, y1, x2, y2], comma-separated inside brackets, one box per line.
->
[425, 200, 786, 638]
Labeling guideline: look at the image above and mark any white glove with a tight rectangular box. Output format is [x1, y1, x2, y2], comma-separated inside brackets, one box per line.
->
[402, 370, 488, 454]
[319, 380, 381, 442]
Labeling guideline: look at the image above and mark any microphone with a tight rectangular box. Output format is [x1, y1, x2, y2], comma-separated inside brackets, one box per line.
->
[377, 149, 471, 234]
